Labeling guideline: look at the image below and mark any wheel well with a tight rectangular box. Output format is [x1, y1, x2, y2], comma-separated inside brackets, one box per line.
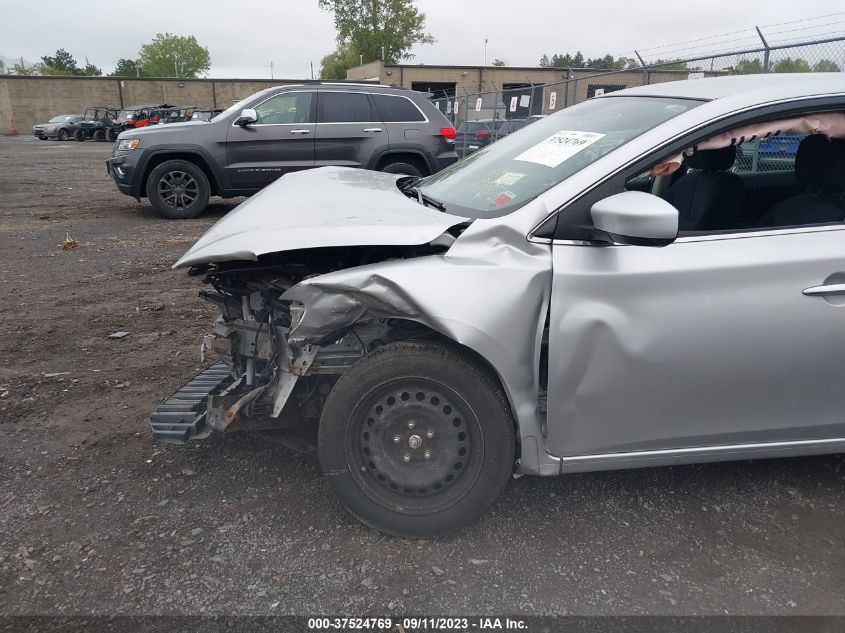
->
[375, 152, 431, 175]
[381, 320, 521, 446]
[140, 153, 220, 197]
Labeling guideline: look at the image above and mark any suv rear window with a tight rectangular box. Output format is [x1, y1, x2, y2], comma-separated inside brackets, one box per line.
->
[318, 92, 374, 123]
[372, 94, 426, 122]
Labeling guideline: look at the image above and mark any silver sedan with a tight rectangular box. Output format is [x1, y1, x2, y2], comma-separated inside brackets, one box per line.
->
[155, 73, 845, 536]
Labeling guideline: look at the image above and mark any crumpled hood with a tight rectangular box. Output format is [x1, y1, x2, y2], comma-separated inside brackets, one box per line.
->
[173, 167, 469, 268]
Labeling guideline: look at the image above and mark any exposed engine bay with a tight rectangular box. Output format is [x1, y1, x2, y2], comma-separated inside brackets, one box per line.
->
[177, 244, 452, 451]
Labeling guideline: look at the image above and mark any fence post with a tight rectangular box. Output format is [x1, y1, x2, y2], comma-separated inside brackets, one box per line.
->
[635, 50, 649, 85]
[756, 26, 771, 72]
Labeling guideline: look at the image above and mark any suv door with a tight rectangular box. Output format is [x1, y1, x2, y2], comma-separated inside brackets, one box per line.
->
[225, 91, 316, 191]
[314, 91, 384, 168]
[370, 92, 429, 154]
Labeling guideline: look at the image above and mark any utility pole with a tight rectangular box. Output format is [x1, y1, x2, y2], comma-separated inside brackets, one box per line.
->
[310, 62, 314, 80]
[484, 38, 488, 67]
[270, 61, 274, 79]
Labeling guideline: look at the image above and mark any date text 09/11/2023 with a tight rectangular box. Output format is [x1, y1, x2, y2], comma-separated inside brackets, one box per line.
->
[306, 617, 529, 631]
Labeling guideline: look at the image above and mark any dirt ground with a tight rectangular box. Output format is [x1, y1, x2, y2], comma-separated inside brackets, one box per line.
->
[0, 134, 843, 617]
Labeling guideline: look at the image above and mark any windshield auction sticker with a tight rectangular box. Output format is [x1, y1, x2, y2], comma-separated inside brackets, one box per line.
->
[514, 130, 605, 168]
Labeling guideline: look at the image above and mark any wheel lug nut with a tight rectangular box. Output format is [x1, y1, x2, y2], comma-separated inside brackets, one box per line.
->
[426, 430, 434, 439]
[393, 435, 401, 444]
[424, 451, 432, 460]
[403, 453, 411, 463]
[361, 466, 367, 472]
[407, 420, 416, 429]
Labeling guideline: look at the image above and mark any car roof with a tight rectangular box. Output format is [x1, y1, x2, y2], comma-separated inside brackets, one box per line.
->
[605, 73, 845, 102]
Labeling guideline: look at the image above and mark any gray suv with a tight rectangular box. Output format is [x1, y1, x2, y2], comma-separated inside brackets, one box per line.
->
[107, 83, 459, 219]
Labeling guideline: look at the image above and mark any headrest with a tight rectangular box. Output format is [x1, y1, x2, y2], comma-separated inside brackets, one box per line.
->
[686, 146, 737, 171]
[795, 134, 845, 194]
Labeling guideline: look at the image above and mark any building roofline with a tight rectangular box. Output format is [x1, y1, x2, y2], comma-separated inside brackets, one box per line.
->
[373, 63, 694, 73]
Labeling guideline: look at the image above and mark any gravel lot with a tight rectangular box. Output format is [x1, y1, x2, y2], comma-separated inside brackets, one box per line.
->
[0, 134, 843, 617]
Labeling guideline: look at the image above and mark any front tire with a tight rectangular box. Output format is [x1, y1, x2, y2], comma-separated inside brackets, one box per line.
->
[146, 160, 210, 219]
[380, 161, 424, 177]
[94, 129, 106, 142]
[57, 128, 69, 142]
[318, 342, 516, 537]
[107, 128, 118, 142]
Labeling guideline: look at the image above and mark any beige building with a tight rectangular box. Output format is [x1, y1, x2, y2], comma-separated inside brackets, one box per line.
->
[347, 61, 720, 122]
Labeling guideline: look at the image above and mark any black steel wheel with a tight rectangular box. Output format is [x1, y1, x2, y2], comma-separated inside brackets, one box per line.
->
[146, 160, 210, 219]
[319, 342, 516, 536]
[94, 129, 106, 142]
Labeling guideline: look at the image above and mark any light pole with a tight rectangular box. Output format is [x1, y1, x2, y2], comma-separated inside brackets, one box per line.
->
[484, 38, 488, 67]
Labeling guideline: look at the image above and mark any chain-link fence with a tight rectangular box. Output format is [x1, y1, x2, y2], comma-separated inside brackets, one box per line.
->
[425, 32, 845, 159]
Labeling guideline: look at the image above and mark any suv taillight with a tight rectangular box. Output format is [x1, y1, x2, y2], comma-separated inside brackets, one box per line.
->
[440, 127, 457, 140]
[475, 130, 490, 140]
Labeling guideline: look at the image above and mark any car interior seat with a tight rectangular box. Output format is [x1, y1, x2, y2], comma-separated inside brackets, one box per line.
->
[664, 145, 744, 232]
[757, 134, 845, 228]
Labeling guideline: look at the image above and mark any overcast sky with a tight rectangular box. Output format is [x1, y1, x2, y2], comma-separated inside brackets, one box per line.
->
[2, 0, 842, 78]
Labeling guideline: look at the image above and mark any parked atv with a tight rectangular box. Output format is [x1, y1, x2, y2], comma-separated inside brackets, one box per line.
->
[75, 106, 119, 142]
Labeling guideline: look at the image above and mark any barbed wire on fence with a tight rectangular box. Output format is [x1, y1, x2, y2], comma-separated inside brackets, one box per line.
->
[422, 32, 845, 158]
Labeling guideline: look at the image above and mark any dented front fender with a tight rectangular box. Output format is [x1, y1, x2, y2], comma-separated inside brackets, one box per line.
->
[282, 218, 558, 475]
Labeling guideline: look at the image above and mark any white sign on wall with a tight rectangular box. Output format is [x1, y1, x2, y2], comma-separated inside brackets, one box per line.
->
[594, 88, 605, 97]
[519, 94, 531, 107]
[509, 96, 518, 112]
[549, 92, 557, 110]
[475, 97, 483, 112]
[446, 100, 452, 114]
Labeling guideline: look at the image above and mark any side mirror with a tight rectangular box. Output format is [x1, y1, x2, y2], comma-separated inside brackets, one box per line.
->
[591, 191, 679, 247]
[234, 108, 258, 127]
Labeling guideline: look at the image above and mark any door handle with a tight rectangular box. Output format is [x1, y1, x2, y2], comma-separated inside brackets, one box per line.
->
[363, 128, 383, 133]
[289, 129, 311, 135]
[803, 283, 845, 296]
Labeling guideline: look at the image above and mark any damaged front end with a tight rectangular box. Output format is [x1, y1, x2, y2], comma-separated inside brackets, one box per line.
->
[149, 243, 453, 452]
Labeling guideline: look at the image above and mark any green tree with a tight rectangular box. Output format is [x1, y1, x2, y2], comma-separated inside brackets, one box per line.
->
[81, 57, 102, 76]
[538, 54, 550, 68]
[773, 57, 812, 73]
[733, 58, 764, 74]
[318, 0, 435, 66]
[138, 33, 210, 78]
[492, 58, 507, 67]
[40, 48, 79, 75]
[550, 52, 584, 67]
[12, 60, 39, 75]
[813, 59, 841, 72]
[320, 42, 361, 79]
[112, 58, 143, 77]
[648, 58, 689, 71]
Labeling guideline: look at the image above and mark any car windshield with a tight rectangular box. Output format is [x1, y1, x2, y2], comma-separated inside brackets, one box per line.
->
[419, 96, 701, 218]
[116, 110, 136, 122]
[48, 116, 73, 123]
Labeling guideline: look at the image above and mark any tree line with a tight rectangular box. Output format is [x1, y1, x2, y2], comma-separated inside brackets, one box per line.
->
[537, 51, 841, 74]
[5, 34, 211, 78]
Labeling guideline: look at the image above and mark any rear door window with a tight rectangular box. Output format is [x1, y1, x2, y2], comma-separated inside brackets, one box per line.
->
[318, 92, 375, 123]
[372, 94, 426, 122]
